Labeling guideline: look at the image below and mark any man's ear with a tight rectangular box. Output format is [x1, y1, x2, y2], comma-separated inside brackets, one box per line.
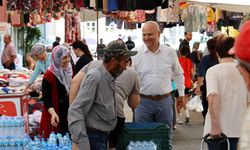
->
[238, 65, 250, 90]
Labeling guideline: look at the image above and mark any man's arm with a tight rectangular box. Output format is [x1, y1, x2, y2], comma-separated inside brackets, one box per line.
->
[207, 93, 221, 136]
[127, 93, 140, 111]
[69, 71, 86, 105]
[68, 74, 98, 150]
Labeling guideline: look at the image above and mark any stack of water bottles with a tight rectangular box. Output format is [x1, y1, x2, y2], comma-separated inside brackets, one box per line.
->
[24, 132, 72, 150]
[0, 116, 29, 149]
[126, 141, 157, 150]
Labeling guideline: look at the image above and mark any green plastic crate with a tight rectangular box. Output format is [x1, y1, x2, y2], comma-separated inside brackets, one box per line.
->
[116, 122, 170, 150]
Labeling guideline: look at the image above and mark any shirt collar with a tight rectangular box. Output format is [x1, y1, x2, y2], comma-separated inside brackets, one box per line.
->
[100, 63, 116, 83]
[143, 44, 161, 54]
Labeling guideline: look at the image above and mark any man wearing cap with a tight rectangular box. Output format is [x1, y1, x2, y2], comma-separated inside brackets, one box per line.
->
[68, 40, 137, 150]
[229, 20, 250, 150]
[1, 34, 17, 70]
[131, 21, 185, 149]
[24, 43, 51, 92]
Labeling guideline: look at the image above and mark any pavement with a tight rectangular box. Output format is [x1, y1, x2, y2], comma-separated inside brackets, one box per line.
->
[124, 102, 205, 150]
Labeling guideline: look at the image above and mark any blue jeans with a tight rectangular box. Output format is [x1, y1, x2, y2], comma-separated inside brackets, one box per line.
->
[135, 95, 173, 149]
[87, 129, 109, 150]
[207, 138, 239, 150]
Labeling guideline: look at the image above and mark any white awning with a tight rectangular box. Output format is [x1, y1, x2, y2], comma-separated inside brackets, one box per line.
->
[186, 0, 250, 13]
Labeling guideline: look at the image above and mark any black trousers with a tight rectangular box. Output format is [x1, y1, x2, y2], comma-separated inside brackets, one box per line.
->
[108, 117, 125, 148]
[3, 62, 15, 70]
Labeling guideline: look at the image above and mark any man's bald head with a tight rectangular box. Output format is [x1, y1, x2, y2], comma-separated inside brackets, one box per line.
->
[4, 34, 12, 44]
[142, 21, 161, 52]
[143, 21, 160, 32]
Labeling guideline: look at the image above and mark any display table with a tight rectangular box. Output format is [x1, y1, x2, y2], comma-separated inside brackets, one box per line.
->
[0, 93, 29, 133]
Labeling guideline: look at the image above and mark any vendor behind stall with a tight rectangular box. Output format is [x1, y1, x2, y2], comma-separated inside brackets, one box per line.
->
[24, 44, 51, 92]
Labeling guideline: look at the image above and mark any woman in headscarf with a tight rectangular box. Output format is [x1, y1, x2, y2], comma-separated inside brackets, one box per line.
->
[24, 44, 51, 92]
[39, 45, 72, 138]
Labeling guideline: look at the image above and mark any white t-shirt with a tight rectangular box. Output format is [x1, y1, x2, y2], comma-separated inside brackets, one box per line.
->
[204, 62, 250, 137]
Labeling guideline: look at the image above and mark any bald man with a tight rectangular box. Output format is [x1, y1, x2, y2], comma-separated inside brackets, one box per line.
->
[1, 34, 17, 70]
[131, 21, 185, 149]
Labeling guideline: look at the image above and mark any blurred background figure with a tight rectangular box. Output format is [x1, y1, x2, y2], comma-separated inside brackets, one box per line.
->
[125, 36, 135, 50]
[96, 38, 106, 60]
[179, 31, 192, 57]
[25, 53, 36, 70]
[71, 40, 93, 74]
[24, 43, 51, 93]
[82, 38, 86, 44]
[177, 45, 194, 124]
[190, 42, 201, 80]
[1, 34, 17, 70]
[52, 36, 61, 48]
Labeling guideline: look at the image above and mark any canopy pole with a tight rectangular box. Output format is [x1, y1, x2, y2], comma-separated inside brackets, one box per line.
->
[97, 11, 99, 45]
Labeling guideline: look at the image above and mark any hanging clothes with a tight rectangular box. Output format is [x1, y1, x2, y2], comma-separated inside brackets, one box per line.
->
[124, 22, 136, 30]
[74, 0, 85, 10]
[65, 12, 81, 43]
[108, 0, 118, 11]
[181, 4, 207, 32]
[0, 0, 7, 22]
[157, 0, 179, 23]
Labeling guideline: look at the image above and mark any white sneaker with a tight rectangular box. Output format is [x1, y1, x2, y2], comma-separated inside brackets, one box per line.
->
[176, 119, 184, 124]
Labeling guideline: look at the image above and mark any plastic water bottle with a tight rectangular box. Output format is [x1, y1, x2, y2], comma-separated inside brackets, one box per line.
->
[148, 141, 157, 150]
[9, 137, 16, 150]
[63, 133, 71, 146]
[48, 132, 57, 148]
[0, 137, 4, 150]
[41, 138, 47, 149]
[16, 137, 23, 150]
[16, 116, 25, 137]
[0, 118, 3, 137]
[57, 133, 64, 147]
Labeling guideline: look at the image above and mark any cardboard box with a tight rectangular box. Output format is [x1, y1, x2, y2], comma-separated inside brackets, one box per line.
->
[0, 93, 29, 133]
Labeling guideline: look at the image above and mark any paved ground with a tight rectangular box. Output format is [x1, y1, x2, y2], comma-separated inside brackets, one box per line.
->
[124, 102, 205, 150]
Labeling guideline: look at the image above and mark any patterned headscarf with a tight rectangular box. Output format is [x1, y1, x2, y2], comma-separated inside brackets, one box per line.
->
[31, 43, 46, 56]
[48, 45, 72, 93]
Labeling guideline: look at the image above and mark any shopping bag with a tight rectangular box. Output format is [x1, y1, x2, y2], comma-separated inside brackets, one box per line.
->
[195, 96, 204, 112]
[186, 95, 199, 110]
[186, 95, 204, 112]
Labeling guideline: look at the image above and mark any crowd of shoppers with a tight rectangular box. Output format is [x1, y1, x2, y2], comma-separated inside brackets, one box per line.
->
[2, 20, 250, 150]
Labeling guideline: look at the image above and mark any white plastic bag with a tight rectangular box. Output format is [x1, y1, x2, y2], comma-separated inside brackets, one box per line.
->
[186, 95, 204, 112]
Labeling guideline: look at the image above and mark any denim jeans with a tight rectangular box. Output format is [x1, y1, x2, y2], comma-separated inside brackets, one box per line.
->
[87, 129, 109, 150]
[207, 137, 239, 150]
[135, 95, 173, 150]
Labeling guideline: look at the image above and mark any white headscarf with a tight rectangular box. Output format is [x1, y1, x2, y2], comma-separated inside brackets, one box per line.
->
[48, 45, 72, 93]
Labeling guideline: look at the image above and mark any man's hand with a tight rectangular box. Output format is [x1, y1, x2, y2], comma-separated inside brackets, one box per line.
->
[177, 96, 185, 108]
[72, 143, 78, 150]
[210, 125, 221, 137]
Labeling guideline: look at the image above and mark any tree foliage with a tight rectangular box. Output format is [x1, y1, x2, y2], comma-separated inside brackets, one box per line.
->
[24, 27, 41, 55]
